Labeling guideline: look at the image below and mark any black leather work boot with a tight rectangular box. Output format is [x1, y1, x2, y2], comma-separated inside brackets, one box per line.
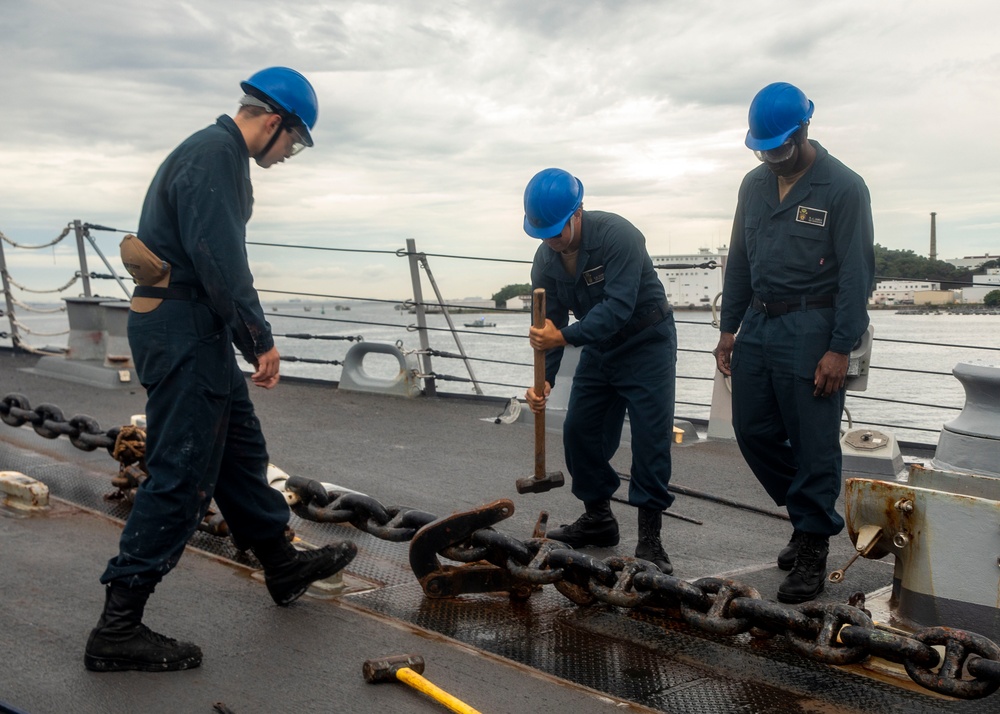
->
[84, 585, 202, 672]
[252, 534, 358, 606]
[546, 500, 620, 548]
[635, 507, 673, 575]
[777, 529, 803, 571]
[776, 533, 829, 604]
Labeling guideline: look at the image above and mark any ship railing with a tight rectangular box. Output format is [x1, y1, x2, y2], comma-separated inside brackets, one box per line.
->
[1, 220, 996, 448]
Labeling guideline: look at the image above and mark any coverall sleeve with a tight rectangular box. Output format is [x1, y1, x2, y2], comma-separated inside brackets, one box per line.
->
[719, 178, 754, 335]
[559, 222, 645, 346]
[828, 179, 875, 354]
[171, 147, 274, 359]
[531, 257, 569, 387]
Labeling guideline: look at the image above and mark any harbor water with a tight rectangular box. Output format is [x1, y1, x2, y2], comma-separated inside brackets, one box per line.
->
[6, 303, 1000, 446]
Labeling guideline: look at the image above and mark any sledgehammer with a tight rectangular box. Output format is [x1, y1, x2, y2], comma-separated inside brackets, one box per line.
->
[362, 654, 482, 714]
[516, 288, 566, 494]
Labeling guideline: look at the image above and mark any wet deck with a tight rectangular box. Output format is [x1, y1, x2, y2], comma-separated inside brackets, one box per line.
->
[0, 350, 990, 713]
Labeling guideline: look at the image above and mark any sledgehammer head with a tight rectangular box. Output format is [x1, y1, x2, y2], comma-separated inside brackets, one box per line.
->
[363, 654, 425, 683]
[515, 471, 565, 494]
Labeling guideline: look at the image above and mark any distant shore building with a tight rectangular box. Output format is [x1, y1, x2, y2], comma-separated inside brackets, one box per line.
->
[959, 268, 1000, 303]
[943, 253, 999, 270]
[871, 280, 956, 306]
[506, 295, 532, 311]
[450, 297, 494, 309]
[651, 247, 728, 309]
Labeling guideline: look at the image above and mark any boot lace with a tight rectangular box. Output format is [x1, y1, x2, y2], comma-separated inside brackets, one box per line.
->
[137, 624, 180, 646]
[793, 539, 825, 573]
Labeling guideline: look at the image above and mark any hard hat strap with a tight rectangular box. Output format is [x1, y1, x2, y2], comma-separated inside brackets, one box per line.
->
[255, 116, 286, 161]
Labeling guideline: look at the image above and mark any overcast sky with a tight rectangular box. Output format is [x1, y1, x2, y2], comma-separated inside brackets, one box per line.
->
[2, 1, 998, 302]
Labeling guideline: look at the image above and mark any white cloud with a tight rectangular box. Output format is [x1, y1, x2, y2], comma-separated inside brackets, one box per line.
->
[1, 0, 999, 302]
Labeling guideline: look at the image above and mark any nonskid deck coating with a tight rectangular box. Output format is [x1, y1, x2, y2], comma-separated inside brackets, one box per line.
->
[0, 351, 990, 713]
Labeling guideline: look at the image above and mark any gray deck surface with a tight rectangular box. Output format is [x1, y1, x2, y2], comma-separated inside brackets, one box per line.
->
[0, 350, 988, 713]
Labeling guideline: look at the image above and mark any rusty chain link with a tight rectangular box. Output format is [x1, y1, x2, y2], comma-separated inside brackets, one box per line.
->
[3, 392, 1000, 700]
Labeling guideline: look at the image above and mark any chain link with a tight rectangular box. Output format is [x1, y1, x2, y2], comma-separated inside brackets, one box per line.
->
[3, 392, 1000, 700]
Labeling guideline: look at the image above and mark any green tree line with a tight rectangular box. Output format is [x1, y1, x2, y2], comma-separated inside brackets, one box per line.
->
[875, 243, 998, 289]
[491, 283, 532, 306]
[491, 245, 999, 305]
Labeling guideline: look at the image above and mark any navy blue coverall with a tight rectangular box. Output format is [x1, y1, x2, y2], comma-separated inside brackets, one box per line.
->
[720, 141, 874, 536]
[102, 116, 290, 589]
[531, 210, 677, 511]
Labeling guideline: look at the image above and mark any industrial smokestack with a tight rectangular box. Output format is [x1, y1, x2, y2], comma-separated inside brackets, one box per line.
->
[930, 212, 937, 262]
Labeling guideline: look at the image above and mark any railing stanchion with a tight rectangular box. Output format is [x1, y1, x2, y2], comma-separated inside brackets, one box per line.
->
[73, 219, 92, 298]
[416, 253, 483, 395]
[0, 237, 22, 349]
[405, 238, 436, 396]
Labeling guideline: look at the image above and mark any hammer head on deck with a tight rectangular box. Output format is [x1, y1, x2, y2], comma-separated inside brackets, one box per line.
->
[362, 654, 426, 683]
[515, 471, 565, 494]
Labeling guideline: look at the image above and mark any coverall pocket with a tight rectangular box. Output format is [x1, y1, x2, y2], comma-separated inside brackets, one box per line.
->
[792, 310, 835, 379]
[194, 311, 231, 399]
[127, 311, 172, 388]
[783, 226, 829, 275]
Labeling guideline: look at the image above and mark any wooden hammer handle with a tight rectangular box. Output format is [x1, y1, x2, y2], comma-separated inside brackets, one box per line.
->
[532, 288, 546, 479]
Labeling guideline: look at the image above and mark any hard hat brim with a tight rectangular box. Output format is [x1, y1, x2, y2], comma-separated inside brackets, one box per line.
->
[745, 100, 814, 151]
[524, 212, 574, 240]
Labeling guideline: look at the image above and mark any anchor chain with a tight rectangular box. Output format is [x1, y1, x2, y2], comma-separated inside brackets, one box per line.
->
[285, 475, 1000, 700]
[1, 393, 119, 454]
[3, 392, 1000, 700]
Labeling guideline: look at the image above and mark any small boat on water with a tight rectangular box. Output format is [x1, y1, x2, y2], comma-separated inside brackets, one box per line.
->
[463, 316, 496, 328]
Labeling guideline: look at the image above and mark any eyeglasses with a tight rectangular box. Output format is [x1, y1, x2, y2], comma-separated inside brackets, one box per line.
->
[754, 138, 796, 164]
[287, 126, 308, 156]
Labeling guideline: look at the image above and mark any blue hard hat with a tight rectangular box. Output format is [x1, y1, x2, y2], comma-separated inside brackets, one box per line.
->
[745, 82, 814, 151]
[241, 67, 318, 147]
[523, 168, 584, 239]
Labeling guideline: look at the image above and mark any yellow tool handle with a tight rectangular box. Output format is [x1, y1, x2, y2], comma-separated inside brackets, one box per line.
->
[396, 667, 483, 714]
[532, 287, 546, 478]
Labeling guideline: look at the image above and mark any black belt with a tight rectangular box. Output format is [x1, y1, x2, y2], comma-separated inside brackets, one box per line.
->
[751, 294, 834, 317]
[132, 285, 203, 301]
[598, 300, 671, 351]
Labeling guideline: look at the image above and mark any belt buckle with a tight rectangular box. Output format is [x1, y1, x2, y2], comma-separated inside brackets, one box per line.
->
[765, 301, 788, 317]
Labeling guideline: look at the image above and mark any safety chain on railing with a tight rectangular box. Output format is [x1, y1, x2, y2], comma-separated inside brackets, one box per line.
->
[10, 297, 67, 314]
[0, 225, 71, 249]
[274, 332, 364, 343]
[418, 372, 528, 391]
[4, 271, 79, 294]
[3, 392, 999, 700]
[280, 355, 344, 367]
[653, 260, 718, 271]
[421, 348, 532, 368]
[7, 335, 65, 356]
[11, 317, 70, 337]
[76, 271, 120, 281]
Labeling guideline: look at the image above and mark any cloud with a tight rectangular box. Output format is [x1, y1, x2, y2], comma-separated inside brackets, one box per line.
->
[2, 0, 999, 303]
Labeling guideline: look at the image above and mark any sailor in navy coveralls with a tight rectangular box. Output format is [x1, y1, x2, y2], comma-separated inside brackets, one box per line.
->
[86, 68, 356, 674]
[522, 168, 677, 574]
[714, 83, 874, 603]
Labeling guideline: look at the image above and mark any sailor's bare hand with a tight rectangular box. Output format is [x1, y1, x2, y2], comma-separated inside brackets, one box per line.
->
[252, 346, 281, 389]
[525, 382, 551, 414]
[529, 320, 567, 352]
[713, 332, 736, 376]
[813, 350, 848, 398]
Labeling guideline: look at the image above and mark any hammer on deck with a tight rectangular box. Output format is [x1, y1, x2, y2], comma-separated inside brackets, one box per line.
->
[515, 288, 566, 494]
[362, 654, 482, 714]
